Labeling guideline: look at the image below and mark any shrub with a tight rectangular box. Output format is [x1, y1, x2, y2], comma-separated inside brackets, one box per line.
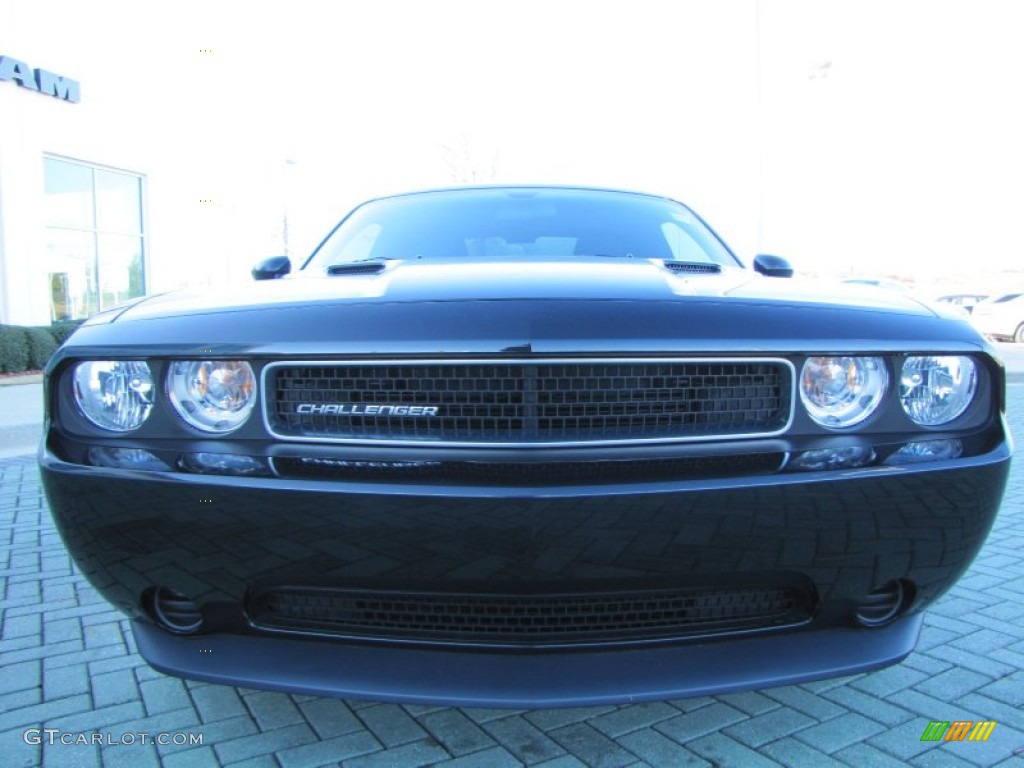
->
[0, 319, 84, 373]
[0, 325, 30, 373]
[27, 327, 59, 370]
[49, 320, 84, 346]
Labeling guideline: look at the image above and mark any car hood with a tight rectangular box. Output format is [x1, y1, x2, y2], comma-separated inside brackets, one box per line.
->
[65, 259, 988, 356]
[112, 260, 932, 319]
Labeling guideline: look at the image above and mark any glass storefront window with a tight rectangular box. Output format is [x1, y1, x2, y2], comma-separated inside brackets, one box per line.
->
[43, 157, 146, 321]
[97, 234, 144, 311]
[43, 158, 94, 230]
[46, 229, 98, 320]
[96, 169, 143, 234]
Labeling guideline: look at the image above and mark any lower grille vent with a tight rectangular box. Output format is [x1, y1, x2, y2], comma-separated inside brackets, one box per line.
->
[248, 585, 812, 646]
[271, 452, 785, 486]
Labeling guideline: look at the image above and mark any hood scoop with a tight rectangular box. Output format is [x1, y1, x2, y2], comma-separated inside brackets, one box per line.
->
[327, 263, 387, 276]
[663, 261, 722, 275]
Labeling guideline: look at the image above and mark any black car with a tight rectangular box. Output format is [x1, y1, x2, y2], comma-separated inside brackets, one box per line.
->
[40, 186, 1011, 707]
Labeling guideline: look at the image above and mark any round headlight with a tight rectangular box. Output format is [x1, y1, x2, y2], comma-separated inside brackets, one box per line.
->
[73, 360, 154, 432]
[800, 356, 888, 428]
[899, 356, 977, 426]
[167, 360, 257, 433]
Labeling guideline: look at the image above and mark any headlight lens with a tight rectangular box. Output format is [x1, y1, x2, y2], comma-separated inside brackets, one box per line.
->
[899, 356, 977, 426]
[800, 356, 888, 428]
[167, 360, 257, 432]
[72, 360, 154, 431]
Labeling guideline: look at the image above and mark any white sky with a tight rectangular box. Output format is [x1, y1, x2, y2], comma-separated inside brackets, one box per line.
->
[4, 0, 1023, 283]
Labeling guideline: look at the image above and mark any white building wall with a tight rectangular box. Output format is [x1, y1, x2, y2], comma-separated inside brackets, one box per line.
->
[0, 0, 272, 325]
[0, 21, 155, 325]
[0, 83, 49, 325]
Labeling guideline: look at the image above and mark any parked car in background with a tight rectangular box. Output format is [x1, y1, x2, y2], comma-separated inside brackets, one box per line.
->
[40, 186, 1012, 706]
[935, 293, 988, 314]
[971, 292, 1024, 343]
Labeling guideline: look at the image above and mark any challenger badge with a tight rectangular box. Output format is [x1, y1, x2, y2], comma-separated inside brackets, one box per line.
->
[295, 404, 439, 416]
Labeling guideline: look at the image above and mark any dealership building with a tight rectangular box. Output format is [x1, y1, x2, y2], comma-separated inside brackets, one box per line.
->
[0, 25, 297, 329]
[0, 52, 155, 326]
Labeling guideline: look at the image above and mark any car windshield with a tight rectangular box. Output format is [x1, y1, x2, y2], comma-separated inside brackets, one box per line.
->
[303, 188, 742, 272]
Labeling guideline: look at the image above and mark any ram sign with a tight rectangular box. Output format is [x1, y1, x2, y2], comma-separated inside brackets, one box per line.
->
[0, 54, 80, 103]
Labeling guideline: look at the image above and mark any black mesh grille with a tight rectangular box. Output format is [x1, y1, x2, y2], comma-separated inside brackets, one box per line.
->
[271, 452, 785, 486]
[267, 360, 791, 444]
[248, 585, 811, 645]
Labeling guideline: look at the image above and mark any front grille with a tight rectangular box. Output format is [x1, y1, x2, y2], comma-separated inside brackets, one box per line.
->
[248, 585, 812, 646]
[271, 452, 785, 486]
[265, 358, 792, 445]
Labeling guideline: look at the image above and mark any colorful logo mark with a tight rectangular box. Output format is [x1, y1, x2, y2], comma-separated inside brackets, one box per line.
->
[920, 721, 997, 742]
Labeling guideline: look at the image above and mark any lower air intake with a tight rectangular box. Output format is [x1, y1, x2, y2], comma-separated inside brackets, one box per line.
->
[248, 585, 813, 646]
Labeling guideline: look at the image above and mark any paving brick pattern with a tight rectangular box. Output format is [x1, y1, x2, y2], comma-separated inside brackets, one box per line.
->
[2, 387, 1023, 767]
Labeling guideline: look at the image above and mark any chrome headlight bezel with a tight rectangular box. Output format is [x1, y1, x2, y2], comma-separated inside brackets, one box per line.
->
[899, 355, 978, 427]
[166, 360, 258, 434]
[799, 356, 889, 429]
[72, 360, 155, 432]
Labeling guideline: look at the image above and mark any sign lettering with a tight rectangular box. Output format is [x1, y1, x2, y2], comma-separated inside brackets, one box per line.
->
[0, 54, 80, 102]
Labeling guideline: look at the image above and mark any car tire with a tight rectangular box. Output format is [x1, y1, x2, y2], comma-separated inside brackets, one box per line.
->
[1015, 323, 1024, 344]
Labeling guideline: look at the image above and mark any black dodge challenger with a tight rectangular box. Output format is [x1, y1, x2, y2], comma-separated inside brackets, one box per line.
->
[40, 186, 1011, 706]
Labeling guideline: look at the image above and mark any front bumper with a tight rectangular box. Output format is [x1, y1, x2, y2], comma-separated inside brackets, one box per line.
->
[41, 435, 1010, 705]
[133, 613, 923, 708]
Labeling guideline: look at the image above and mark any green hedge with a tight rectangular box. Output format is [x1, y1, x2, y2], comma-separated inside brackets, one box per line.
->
[0, 325, 30, 373]
[50, 320, 84, 346]
[27, 327, 59, 370]
[0, 320, 83, 374]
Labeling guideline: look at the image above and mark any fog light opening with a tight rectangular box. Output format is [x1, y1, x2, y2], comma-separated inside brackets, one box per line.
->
[854, 579, 913, 628]
[147, 587, 204, 634]
[178, 452, 268, 476]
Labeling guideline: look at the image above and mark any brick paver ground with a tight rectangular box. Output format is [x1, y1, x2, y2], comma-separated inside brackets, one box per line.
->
[2, 386, 1022, 767]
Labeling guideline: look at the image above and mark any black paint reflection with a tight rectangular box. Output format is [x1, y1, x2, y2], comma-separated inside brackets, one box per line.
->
[43, 449, 1008, 642]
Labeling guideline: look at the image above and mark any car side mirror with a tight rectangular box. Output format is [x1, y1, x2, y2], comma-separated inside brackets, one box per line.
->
[753, 254, 794, 278]
[252, 256, 291, 281]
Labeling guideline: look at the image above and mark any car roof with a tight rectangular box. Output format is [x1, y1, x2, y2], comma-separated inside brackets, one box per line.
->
[361, 185, 681, 206]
